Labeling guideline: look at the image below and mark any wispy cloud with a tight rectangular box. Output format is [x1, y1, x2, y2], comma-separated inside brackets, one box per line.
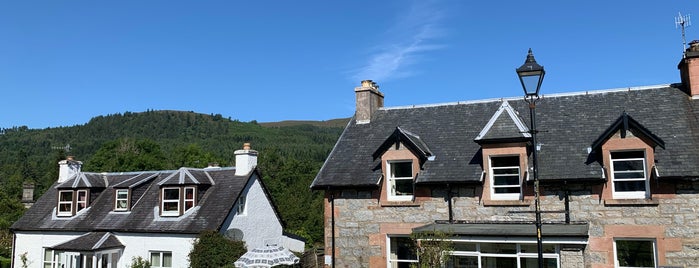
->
[351, 0, 447, 82]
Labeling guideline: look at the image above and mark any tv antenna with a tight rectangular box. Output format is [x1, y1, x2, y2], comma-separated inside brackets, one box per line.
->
[51, 143, 72, 153]
[676, 12, 691, 54]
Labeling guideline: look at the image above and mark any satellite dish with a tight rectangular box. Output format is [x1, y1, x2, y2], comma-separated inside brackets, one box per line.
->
[224, 228, 244, 241]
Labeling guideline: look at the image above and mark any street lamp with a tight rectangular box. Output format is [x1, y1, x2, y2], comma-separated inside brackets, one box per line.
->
[516, 48, 545, 268]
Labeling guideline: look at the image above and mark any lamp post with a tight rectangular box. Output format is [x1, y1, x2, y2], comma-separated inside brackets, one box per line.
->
[516, 48, 545, 268]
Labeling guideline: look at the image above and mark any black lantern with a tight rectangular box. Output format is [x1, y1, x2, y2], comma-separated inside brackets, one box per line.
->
[516, 48, 545, 97]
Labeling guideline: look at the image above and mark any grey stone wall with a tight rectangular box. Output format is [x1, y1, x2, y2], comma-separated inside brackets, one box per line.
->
[326, 181, 699, 267]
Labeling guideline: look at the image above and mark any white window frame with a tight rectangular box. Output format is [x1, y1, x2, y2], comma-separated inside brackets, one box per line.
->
[387, 236, 418, 268]
[613, 239, 656, 268]
[237, 194, 247, 215]
[184, 186, 196, 211]
[610, 150, 648, 199]
[489, 155, 521, 200]
[387, 160, 414, 201]
[76, 189, 88, 212]
[161, 187, 180, 216]
[57, 190, 73, 216]
[150, 251, 173, 268]
[43, 248, 55, 268]
[115, 189, 129, 211]
[446, 242, 560, 268]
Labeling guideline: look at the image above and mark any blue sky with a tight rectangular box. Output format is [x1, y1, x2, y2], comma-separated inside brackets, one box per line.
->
[0, 1, 696, 129]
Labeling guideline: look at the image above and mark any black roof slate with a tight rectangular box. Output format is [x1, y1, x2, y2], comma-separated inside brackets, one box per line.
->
[311, 85, 699, 189]
[12, 167, 255, 234]
[50, 232, 123, 251]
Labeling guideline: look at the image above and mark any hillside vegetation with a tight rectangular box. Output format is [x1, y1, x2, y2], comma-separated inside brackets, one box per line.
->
[0, 110, 348, 252]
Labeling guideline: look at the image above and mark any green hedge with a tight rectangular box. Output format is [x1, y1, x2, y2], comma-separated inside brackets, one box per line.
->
[0, 256, 11, 268]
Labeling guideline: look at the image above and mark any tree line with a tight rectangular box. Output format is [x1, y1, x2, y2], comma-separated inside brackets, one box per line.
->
[0, 110, 347, 258]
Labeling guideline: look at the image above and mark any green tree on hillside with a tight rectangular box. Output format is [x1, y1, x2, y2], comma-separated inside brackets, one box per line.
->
[87, 138, 166, 172]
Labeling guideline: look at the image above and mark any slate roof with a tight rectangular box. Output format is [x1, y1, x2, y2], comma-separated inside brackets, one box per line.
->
[11, 167, 261, 234]
[50, 232, 123, 251]
[311, 85, 699, 189]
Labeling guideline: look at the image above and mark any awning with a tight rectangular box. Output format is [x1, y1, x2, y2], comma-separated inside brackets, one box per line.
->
[51, 232, 124, 251]
[413, 221, 589, 239]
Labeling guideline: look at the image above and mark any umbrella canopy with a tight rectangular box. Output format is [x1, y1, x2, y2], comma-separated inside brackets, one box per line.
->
[234, 244, 300, 268]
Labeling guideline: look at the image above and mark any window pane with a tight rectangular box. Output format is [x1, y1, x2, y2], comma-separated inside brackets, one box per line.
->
[494, 187, 521, 194]
[164, 189, 179, 200]
[611, 151, 644, 159]
[150, 252, 161, 266]
[394, 179, 414, 196]
[614, 181, 646, 192]
[390, 237, 417, 261]
[59, 191, 73, 201]
[482, 256, 516, 268]
[446, 255, 478, 268]
[117, 200, 128, 209]
[59, 203, 72, 212]
[521, 257, 558, 268]
[162, 252, 172, 267]
[616, 240, 655, 267]
[613, 160, 644, 171]
[163, 201, 179, 212]
[185, 188, 194, 199]
[520, 244, 556, 254]
[117, 190, 128, 199]
[453, 243, 477, 252]
[494, 175, 520, 186]
[491, 156, 519, 167]
[614, 171, 645, 179]
[391, 162, 412, 178]
[77, 191, 87, 201]
[480, 243, 516, 254]
[185, 201, 194, 210]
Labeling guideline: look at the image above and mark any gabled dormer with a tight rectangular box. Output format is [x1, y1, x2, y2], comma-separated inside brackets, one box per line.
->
[475, 101, 531, 203]
[373, 127, 432, 203]
[590, 112, 665, 200]
[111, 172, 159, 212]
[157, 168, 214, 217]
[55, 161, 105, 217]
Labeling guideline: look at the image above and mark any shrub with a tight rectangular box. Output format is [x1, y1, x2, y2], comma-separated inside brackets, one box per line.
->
[188, 230, 246, 268]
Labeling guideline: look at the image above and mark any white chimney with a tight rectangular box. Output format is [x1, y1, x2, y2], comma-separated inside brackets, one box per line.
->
[58, 156, 82, 183]
[235, 143, 258, 176]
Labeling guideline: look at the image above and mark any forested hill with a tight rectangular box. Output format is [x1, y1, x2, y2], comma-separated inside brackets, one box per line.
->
[0, 110, 348, 249]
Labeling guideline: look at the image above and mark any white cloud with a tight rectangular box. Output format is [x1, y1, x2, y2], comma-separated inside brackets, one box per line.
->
[351, 0, 447, 82]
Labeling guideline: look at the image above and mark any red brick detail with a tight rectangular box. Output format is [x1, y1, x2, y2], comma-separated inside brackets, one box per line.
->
[480, 143, 528, 202]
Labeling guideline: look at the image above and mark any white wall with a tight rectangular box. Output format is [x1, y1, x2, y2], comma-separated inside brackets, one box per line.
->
[13, 231, 196, 268]
[221, 174, 286, 250]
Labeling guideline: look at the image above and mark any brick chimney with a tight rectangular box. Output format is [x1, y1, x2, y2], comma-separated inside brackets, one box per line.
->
[678, 40, 699, 98]
[235, 143, 258, 176]
[354, 80, 384, 124]
[22, 182, 34, 208]
[58, 156, 82, 183]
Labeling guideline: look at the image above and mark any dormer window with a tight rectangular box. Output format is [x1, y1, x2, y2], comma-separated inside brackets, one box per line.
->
[115, 189, 129, 211]
[490, 156, 521, 200]
[161, 186, 197, 216]
[57, 189, 89, 216]
[388, 160, 414, 201]
[610, 151, 648, 199]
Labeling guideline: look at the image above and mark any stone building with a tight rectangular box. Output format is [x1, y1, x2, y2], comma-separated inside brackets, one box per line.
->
[311, 43, 699, 268]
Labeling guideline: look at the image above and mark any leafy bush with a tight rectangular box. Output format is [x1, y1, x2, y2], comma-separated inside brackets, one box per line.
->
[130, 256, 150, 268]
[188, 230, 246, 268]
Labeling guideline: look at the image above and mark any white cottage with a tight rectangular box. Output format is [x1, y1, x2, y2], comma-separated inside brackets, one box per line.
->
[11, 144, 304, 268]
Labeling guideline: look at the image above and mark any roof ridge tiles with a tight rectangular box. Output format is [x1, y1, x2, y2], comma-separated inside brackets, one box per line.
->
[381, 84, 672, 111]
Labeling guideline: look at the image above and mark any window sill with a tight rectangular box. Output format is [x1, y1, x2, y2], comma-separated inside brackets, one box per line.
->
[604, 199, 659, 206]
[483, 200, 532, 207]
[380, 201, 420, 207]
